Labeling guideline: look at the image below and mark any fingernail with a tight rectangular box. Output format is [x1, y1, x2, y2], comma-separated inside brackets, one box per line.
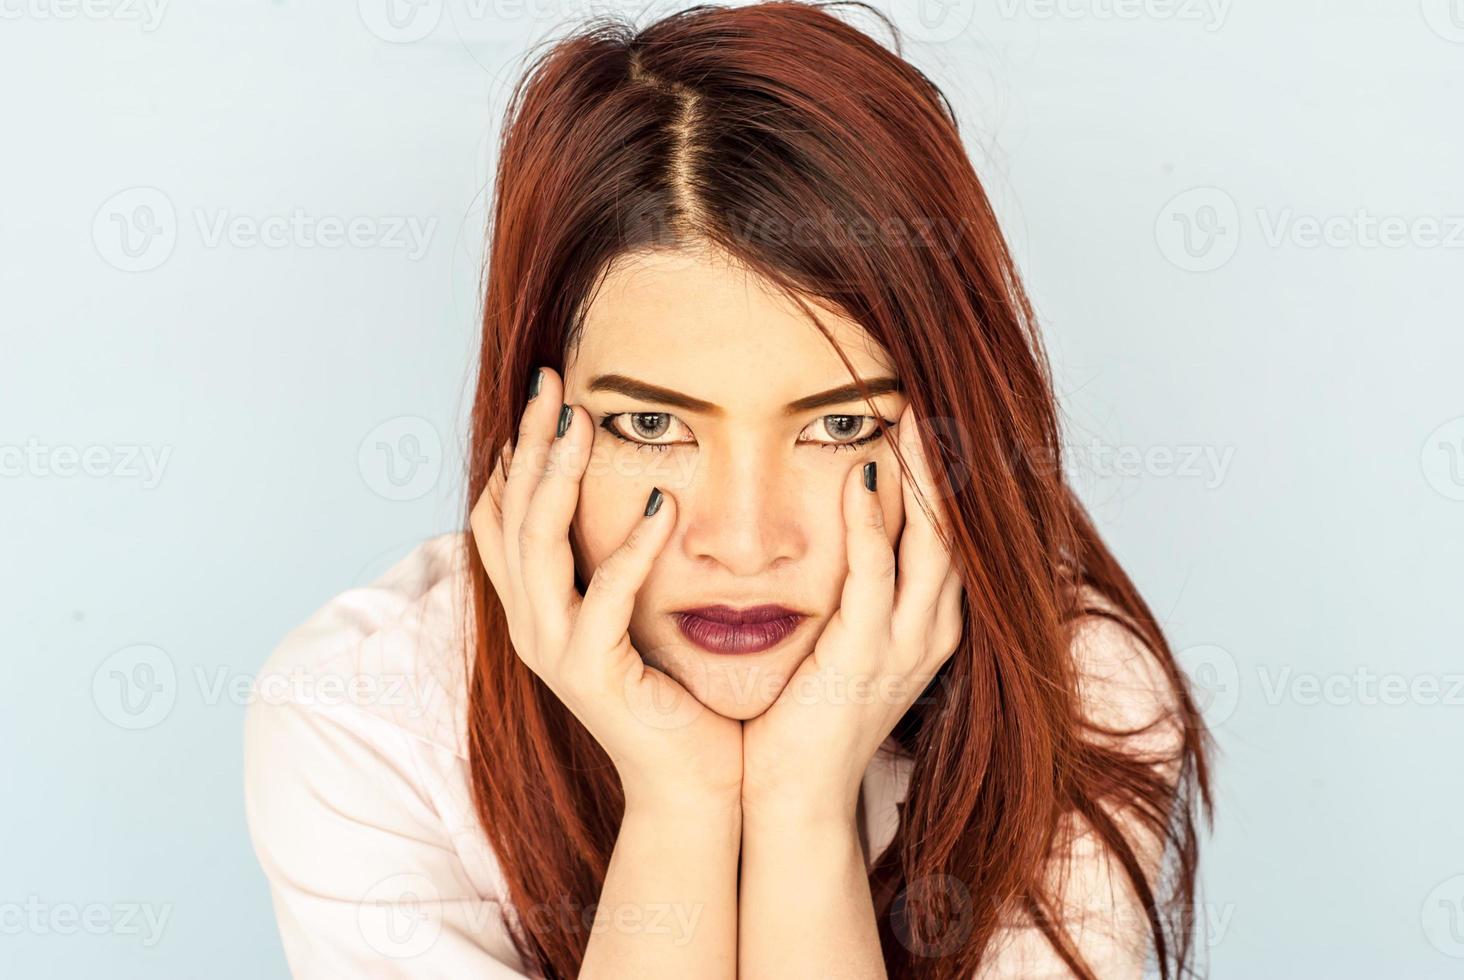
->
[556, 404, 572, 438]
[527, 368, 543, 401]
[863, 461, 877, 492]
[644, 486, 664, 517]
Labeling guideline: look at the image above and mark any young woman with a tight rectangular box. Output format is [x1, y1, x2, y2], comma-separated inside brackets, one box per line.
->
[244, 3, 1212, 978]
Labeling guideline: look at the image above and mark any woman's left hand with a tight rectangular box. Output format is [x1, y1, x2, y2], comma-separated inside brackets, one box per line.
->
[741, 403, 967, 824]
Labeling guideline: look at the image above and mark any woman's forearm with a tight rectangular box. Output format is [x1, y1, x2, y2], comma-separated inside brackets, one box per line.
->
[578, 793, 742, 979]
[737, 801, 886, 979]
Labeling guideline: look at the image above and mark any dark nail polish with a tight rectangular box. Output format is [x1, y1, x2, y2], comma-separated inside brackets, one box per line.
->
[644, 486, 664, 517]
[556, 404, 572, 438]
[863, 461, 877, 492]
[527, 368, 543, 401]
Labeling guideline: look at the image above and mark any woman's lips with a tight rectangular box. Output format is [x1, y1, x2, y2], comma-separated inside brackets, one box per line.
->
[672, 605, 807, 654]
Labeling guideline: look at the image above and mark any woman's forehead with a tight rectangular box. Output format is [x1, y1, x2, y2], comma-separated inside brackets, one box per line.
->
[569, 248, 894, 406]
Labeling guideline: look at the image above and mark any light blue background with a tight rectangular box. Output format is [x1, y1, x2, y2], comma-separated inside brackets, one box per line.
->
[4, 1, 1462, 976]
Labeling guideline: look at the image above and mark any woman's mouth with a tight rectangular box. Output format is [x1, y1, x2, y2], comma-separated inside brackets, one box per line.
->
[672, 604, 807, 654]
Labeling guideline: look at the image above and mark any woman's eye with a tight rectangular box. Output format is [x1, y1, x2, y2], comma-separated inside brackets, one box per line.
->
[800, 415, 895, 452]
[599, 412, 693, 452]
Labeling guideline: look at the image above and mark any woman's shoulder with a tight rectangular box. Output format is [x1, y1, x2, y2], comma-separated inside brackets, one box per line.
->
[247, 530, 475, 761]
[1067, 583, 1188, 767]
[243, 531, 533, 975]
[242, 528, 484, 866]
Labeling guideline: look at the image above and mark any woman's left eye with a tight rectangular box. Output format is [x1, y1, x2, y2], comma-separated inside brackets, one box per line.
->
[799, 415, 895, 452]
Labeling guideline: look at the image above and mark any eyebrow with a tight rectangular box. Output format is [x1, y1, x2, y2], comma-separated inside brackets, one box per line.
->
[586, 373, 903, 416]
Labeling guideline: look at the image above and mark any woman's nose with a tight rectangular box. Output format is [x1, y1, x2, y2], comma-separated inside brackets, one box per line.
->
[677, 449, 805, 577]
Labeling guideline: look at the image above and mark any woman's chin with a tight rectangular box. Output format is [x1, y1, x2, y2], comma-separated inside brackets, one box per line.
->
[697, 688, 775, 722]
[667, 657, 796, 722]
[632, 626, 790, 713]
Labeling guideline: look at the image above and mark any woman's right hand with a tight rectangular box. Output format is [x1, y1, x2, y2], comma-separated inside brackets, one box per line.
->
[468, 366, 743, 815]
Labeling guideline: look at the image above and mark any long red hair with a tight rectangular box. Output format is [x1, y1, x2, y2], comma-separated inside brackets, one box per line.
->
[461, 3, 1212, 978]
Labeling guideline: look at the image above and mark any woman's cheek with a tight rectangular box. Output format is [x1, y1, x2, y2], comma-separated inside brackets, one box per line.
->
[570, 471, 624, 579]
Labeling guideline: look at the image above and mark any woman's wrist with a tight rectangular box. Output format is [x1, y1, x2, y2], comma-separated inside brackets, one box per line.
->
[621, 786, 744, 829]
[740, 782, 861, 836]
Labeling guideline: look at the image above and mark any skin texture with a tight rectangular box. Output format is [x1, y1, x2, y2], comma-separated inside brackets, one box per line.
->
[472, 244, 968, 977]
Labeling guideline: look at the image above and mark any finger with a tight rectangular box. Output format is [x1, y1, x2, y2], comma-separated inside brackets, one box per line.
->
[836, 459, 896, 656]
[492, 440, 513, 502]
[518, 403, 593, 632]
[926, 564, 966, 671]
[501, 366, 565, 590]
[568, 486, 677, 673]
[468, 442, 515, 611]
[891, 403, 957, 635]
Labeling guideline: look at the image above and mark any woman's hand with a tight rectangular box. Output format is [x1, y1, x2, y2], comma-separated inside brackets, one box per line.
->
[468, 366, 743, 814]
[741, 403, 966, 824]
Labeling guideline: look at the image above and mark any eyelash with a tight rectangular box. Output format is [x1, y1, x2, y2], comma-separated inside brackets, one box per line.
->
[597, 413, 895, 454]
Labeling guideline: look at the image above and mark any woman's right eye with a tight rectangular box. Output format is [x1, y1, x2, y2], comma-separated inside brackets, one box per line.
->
[598, 412, 696, 452]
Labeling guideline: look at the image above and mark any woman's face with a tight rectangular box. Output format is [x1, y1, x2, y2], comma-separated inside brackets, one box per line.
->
[562, 246, 908, 720]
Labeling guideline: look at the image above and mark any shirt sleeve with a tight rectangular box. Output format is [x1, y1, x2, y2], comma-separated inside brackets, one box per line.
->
[243, 688, 535, 978]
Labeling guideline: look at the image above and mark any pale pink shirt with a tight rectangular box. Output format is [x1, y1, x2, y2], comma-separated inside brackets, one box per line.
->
[243, 531, 914, 977]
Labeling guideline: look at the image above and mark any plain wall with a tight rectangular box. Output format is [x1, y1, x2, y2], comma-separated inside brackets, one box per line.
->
[3, 1, 1462, 976]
